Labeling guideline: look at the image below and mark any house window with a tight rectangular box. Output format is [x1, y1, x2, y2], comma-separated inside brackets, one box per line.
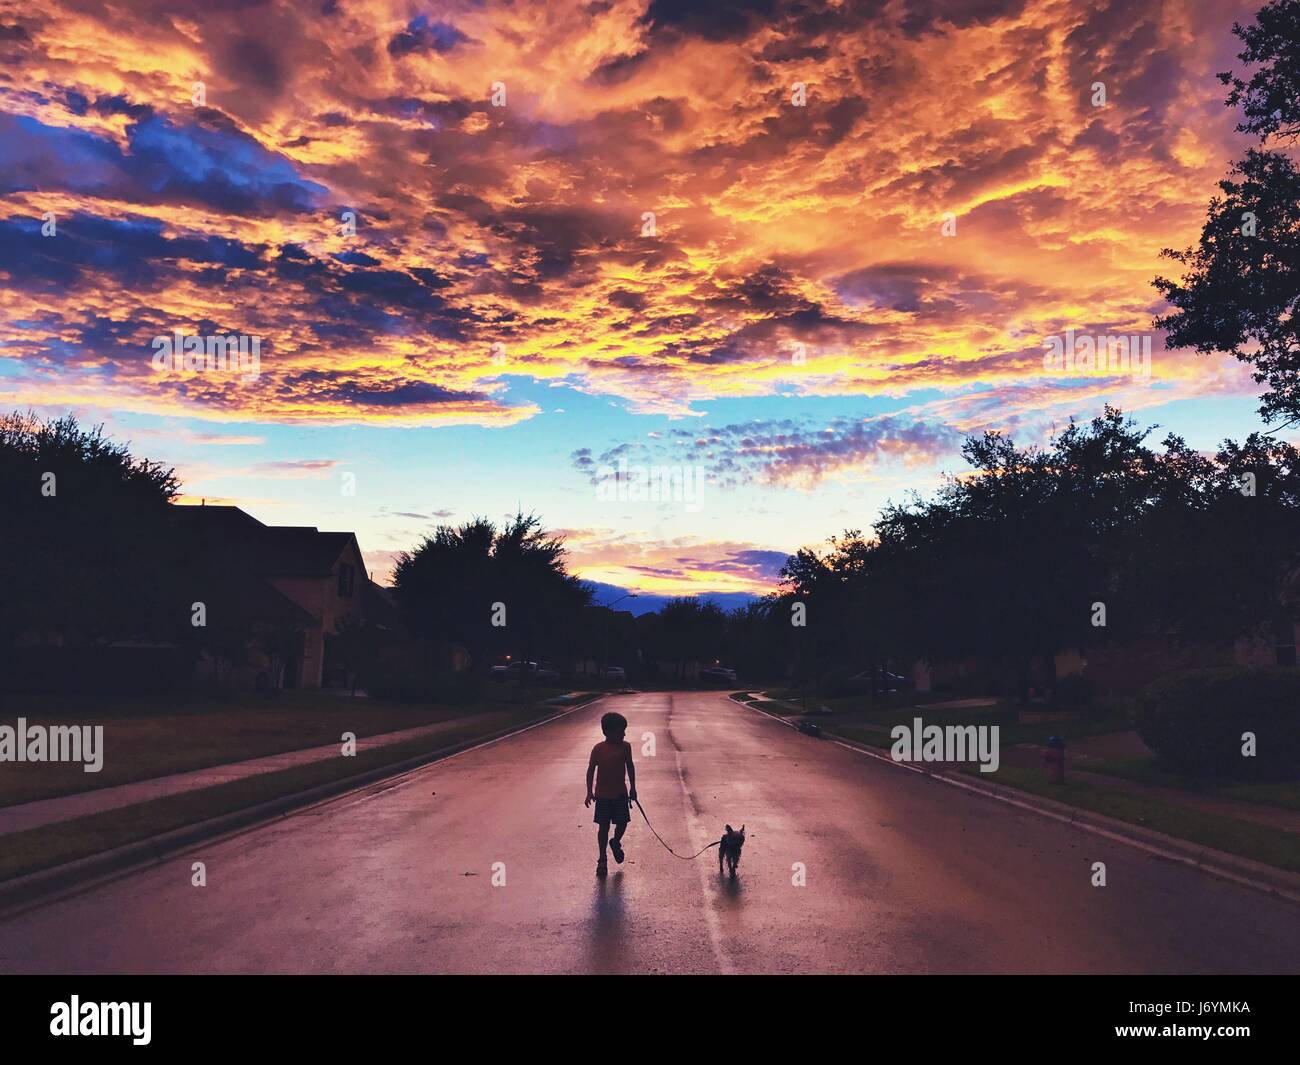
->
[338, 563, 355, 598]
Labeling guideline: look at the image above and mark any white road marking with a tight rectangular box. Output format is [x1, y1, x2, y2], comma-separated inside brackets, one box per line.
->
[667, 694, 736, 975]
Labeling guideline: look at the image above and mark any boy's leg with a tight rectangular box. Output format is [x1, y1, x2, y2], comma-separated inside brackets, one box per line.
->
[612, 820, 627, 844]
[597, 821, 610, 859]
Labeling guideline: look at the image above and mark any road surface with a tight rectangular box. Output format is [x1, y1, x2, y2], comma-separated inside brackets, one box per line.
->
[1, 691, 1296, 974]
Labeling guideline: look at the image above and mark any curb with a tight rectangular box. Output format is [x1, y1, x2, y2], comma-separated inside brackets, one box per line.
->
[735, 695, 1300, 906]
[0, 695, 604, 917]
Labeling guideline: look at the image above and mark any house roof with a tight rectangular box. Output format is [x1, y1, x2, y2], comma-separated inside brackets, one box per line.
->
[169, 504, 363, 579]
[197, 571, 318, 628]
[362, 579, 404, 631]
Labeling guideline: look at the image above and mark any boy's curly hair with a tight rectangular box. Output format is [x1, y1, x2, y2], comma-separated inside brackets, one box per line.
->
[600, 711, 628, 739]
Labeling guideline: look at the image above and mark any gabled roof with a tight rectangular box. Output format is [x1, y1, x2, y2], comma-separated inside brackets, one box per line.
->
[362, 579, 404, 631]
[169, 504, 363, 578]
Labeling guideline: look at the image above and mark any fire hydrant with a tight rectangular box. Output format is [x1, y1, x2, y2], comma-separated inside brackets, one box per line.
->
[1044, 735, 1066, 784]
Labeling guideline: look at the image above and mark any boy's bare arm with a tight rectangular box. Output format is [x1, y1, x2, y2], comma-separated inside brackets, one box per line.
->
[585, 752, 596, 807]
[626, 745, 636, 800]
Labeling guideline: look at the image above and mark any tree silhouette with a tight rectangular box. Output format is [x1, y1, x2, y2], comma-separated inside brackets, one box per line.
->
[1154, 0, 1300, 427]
[779, 408, 1300, 697]
[0, 410, 183, 650]
[649, 598, 728, 681]
[391, 512, 590, 673]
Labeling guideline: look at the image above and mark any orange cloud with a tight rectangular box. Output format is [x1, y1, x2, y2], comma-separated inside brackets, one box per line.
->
[0, 0, 1267, 434]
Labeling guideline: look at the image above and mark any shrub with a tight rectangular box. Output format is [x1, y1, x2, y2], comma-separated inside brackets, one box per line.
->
[1134, 667, 1300, 780]
[363, 641, 482, 704]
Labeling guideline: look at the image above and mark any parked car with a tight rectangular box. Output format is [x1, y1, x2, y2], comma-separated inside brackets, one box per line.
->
[600, 665, 626, 681]
[847, 668, 911, 694]
[489, 660, 521, 680]
[699, 665, 737, 684]
[876, 670, 910, 693]
[489, 660, 560, 683]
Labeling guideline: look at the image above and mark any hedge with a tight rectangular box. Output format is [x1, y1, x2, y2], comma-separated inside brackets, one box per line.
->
[1134, 667, 1300, 780]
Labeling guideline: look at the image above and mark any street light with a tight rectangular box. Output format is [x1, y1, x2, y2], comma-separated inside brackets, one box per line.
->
[600, 594, 637, 679]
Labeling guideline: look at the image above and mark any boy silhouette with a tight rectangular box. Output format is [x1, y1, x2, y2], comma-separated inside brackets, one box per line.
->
[584, 711, 637, 877]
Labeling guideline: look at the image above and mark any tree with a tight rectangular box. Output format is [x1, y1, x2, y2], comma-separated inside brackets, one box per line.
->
[0, 410, 183, 649]
[1135, 431, 1300, 644]
[644, 598, 728, 682]
[490, 513, 591, 676]
[777, 407, 1300, 699]
[1154, 0, 1300, 427]
[330, 614, 385, 696]
[779, 531, 877, 684]
[1219, 0, 1300, 144]
[723, 598, 794, 685]
[391, 512, 590, 673]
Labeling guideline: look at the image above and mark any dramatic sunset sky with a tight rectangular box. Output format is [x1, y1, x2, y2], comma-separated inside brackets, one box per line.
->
[0, 0, 1283, 603]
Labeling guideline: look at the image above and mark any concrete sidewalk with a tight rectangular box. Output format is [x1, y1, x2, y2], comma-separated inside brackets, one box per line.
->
[0, 709, 523, 837]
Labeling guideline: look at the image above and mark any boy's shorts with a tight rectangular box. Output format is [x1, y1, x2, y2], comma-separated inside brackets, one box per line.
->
[593, 795, 631, 825]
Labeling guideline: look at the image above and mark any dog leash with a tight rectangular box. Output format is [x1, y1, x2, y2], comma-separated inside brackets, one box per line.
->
[632, 798, 721, 861]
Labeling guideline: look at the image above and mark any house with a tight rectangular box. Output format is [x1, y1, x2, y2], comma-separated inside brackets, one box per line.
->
[172, 504, 378, 689]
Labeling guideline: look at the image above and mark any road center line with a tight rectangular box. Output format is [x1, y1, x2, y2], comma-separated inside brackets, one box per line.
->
[667, 694, 736, 975]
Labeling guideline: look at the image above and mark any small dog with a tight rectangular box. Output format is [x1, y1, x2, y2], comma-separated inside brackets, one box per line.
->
[718, 824, 746, 878]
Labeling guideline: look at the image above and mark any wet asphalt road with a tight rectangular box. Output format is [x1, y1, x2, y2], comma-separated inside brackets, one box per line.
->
[0, 691, 1296, 974]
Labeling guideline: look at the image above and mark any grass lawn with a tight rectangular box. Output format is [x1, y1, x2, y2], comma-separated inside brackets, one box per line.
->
[0, 701, 567, 885]
[1078, 757, 1300, 812]
[0, 685, 570, 808]
[806, 706, 1300, 873]
[745, 699, 801, 715]
[961, 764, 1300, 874]
[762, 689, 965, 713]
[799, 698, 1131, 749]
